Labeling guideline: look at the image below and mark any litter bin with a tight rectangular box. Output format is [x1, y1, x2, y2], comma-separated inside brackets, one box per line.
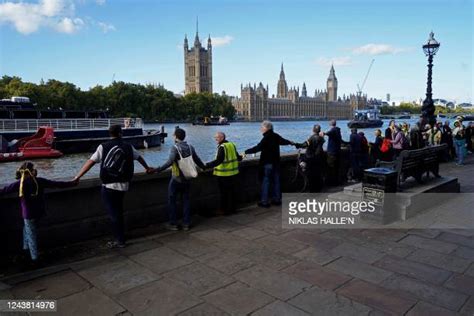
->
[362, 168, 398, 224]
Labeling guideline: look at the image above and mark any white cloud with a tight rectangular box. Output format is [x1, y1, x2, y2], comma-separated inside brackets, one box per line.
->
[96, 0, 106, 5]
[211, 35, 233, 47]
[316, 56, 352, 67]
[352, 44, 412, 55]
[55, 17, 83, 33]
[98, 21, 115, 33]
[0, 0, 111, 35]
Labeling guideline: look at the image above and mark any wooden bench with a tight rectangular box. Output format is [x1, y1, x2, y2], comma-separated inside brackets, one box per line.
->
[376, 144, 447, 188]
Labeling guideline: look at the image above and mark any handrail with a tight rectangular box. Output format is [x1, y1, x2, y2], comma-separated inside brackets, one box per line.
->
[0, 118, 143, 132]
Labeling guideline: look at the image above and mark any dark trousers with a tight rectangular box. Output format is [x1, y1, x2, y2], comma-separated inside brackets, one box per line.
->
[168, 178, 191, 225]
[306, 159, 323, 193]
[101, 187, 126, 244]
[261, 164, 281, 204]
[350, 153, 362, 181]
[326, 153, 340, 186]
[217, 175, 237, 214]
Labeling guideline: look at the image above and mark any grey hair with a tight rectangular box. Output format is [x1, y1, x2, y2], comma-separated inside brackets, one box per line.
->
[330, 119, 337, 127]
[216, 131, 226, 139]
[261, 120, 273, 130]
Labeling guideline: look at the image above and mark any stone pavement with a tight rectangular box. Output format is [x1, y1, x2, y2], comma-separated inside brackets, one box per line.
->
[0, 156, 473, 315]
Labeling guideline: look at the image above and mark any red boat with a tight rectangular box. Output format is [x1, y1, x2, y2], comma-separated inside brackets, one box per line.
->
[0, 127, 63, 162]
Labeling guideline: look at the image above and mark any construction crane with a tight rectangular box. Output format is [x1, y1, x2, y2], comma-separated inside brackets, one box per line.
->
[357, 59, 375, 97]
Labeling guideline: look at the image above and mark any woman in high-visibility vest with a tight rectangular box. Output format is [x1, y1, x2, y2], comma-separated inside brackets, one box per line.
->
[205, 132, 242, 215]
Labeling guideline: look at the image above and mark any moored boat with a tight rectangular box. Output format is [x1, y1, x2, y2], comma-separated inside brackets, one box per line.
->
[0, 126, 63, 162]
[192, 116, 230, 126]
[348, 110, 383, 129]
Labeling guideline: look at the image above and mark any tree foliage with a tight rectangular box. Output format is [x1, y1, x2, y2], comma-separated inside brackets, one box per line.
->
[0, 76, 236, 121]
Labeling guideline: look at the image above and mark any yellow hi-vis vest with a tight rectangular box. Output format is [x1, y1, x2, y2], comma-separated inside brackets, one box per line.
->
[213, 142, 239, 177]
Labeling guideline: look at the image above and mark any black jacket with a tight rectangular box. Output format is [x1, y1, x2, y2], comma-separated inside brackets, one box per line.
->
[296, 134, 325, 161]
[245, 130, 292, 166]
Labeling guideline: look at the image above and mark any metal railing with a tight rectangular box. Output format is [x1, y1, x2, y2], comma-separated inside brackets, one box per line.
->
[0, 118, 143, 132]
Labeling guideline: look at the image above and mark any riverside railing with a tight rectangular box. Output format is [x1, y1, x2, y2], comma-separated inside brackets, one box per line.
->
[0, 118, 143, 132]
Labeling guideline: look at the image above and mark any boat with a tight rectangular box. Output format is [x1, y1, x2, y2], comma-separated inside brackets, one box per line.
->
[0, 126, 63, 162]
[0, 97, 167, 154]
[347, 110, 383, 129]
[192, 116, 230, 126]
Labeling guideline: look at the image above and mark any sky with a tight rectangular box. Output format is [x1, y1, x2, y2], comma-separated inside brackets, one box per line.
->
[0, 0, 472, 104]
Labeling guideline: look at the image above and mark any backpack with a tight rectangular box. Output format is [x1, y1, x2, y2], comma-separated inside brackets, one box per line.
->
[175, 144, 198, 179]
[100, 141, 134, 184]
[380, 138, 391, 153]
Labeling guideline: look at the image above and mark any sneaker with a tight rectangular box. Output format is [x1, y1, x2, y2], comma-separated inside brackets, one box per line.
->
[106, 241, 126, 249]
[257, 202, 271, 208]
[165, 223, 180, 231]
[182, 224, 191, 231]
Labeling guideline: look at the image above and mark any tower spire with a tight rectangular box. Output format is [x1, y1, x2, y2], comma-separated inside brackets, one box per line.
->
[194, 17, 201, 46]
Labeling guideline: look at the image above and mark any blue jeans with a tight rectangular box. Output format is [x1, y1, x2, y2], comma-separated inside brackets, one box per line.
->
[261, 164, 281, 204]
[101, 187, 126, 244]
[454, 139, 465, 165]
[168, 178, 191, 225]
[23, 219, 38, 260]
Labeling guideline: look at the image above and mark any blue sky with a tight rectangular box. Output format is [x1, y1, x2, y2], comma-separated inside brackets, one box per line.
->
[0, 0, 472, 103]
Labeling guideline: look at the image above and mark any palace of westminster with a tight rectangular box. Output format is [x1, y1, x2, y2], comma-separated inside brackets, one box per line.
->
[184, 28, 366, 121]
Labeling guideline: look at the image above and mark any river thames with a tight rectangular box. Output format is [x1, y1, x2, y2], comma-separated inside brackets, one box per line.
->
[0, 119, 423, 184]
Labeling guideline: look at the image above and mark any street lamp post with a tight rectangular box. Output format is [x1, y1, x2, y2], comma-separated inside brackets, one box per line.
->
[421, 31, 440, 128]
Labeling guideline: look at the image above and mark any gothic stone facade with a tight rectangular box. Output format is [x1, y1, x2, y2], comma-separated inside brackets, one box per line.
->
[184, 31, 212, 94]
[233, 65, 365, 121]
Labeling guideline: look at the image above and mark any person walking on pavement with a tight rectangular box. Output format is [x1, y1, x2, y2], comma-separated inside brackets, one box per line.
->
[244, 120, 294, 208]
[205, 132, 242, 216]
[75, 125, 153, 248]
[153, 128, 206, 230]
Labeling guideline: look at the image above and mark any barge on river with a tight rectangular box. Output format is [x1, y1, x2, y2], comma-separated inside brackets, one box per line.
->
[0, 97, 167, 155]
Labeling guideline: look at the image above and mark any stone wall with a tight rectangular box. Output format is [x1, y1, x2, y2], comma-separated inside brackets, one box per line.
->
[0, 151, 350, 253]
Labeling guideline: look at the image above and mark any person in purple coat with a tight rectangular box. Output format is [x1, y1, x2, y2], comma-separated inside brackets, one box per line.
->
[0, 162, 78, 267]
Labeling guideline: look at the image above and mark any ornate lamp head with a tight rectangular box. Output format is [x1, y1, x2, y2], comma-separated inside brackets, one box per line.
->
[423, 31, 440, 56]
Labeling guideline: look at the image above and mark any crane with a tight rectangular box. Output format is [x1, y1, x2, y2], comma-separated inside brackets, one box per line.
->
[357, 59, 375, 96]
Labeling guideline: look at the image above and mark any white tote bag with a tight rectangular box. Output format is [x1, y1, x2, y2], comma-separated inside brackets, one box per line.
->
[175, 144, 198, 179]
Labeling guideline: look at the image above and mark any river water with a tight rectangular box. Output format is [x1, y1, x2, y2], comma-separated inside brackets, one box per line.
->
[0, 119, 421, 184]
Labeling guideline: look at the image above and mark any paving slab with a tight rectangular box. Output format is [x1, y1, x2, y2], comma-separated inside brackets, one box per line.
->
[177, 302, 230, 316]
[444, 274, 474, 295]
[243, 248, 299, 271]
[163, 262, 234, 296]
[230, 226, 269, 240]
[406, 248, 472, 273]
[251, 300, 309, 316]
[437, 232, 474, 248]
[47, 287, 125, 316]
[159, 235, 221, 258]
[234, 265, 311, 300]
[288, 286, 373, 315]
[197, 251, 256, 275]
[202, 282, 274, 315]
[406, 301, 458, 316]
[460, 296, 474, 316]
[329, 242, 385, 264]
[453, 246, 474, 260]
[11, 271, 90, 300]
[116, 279, 203, 316]
[373, 255, 452, 284]
[77, 257, 158, 295]
[129, 246, 193, 275]
[254, 234, 308, 255]
[399, 235, 459, 254]
[292, 246, 340, 266]
[281, 230, 344, 250]
[336, 279, 417, 315]
[327, 257, 393, 284]
[465, 264, 474, 277]
[283, 261, 352, 290]
[380, 274, 468, 311]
